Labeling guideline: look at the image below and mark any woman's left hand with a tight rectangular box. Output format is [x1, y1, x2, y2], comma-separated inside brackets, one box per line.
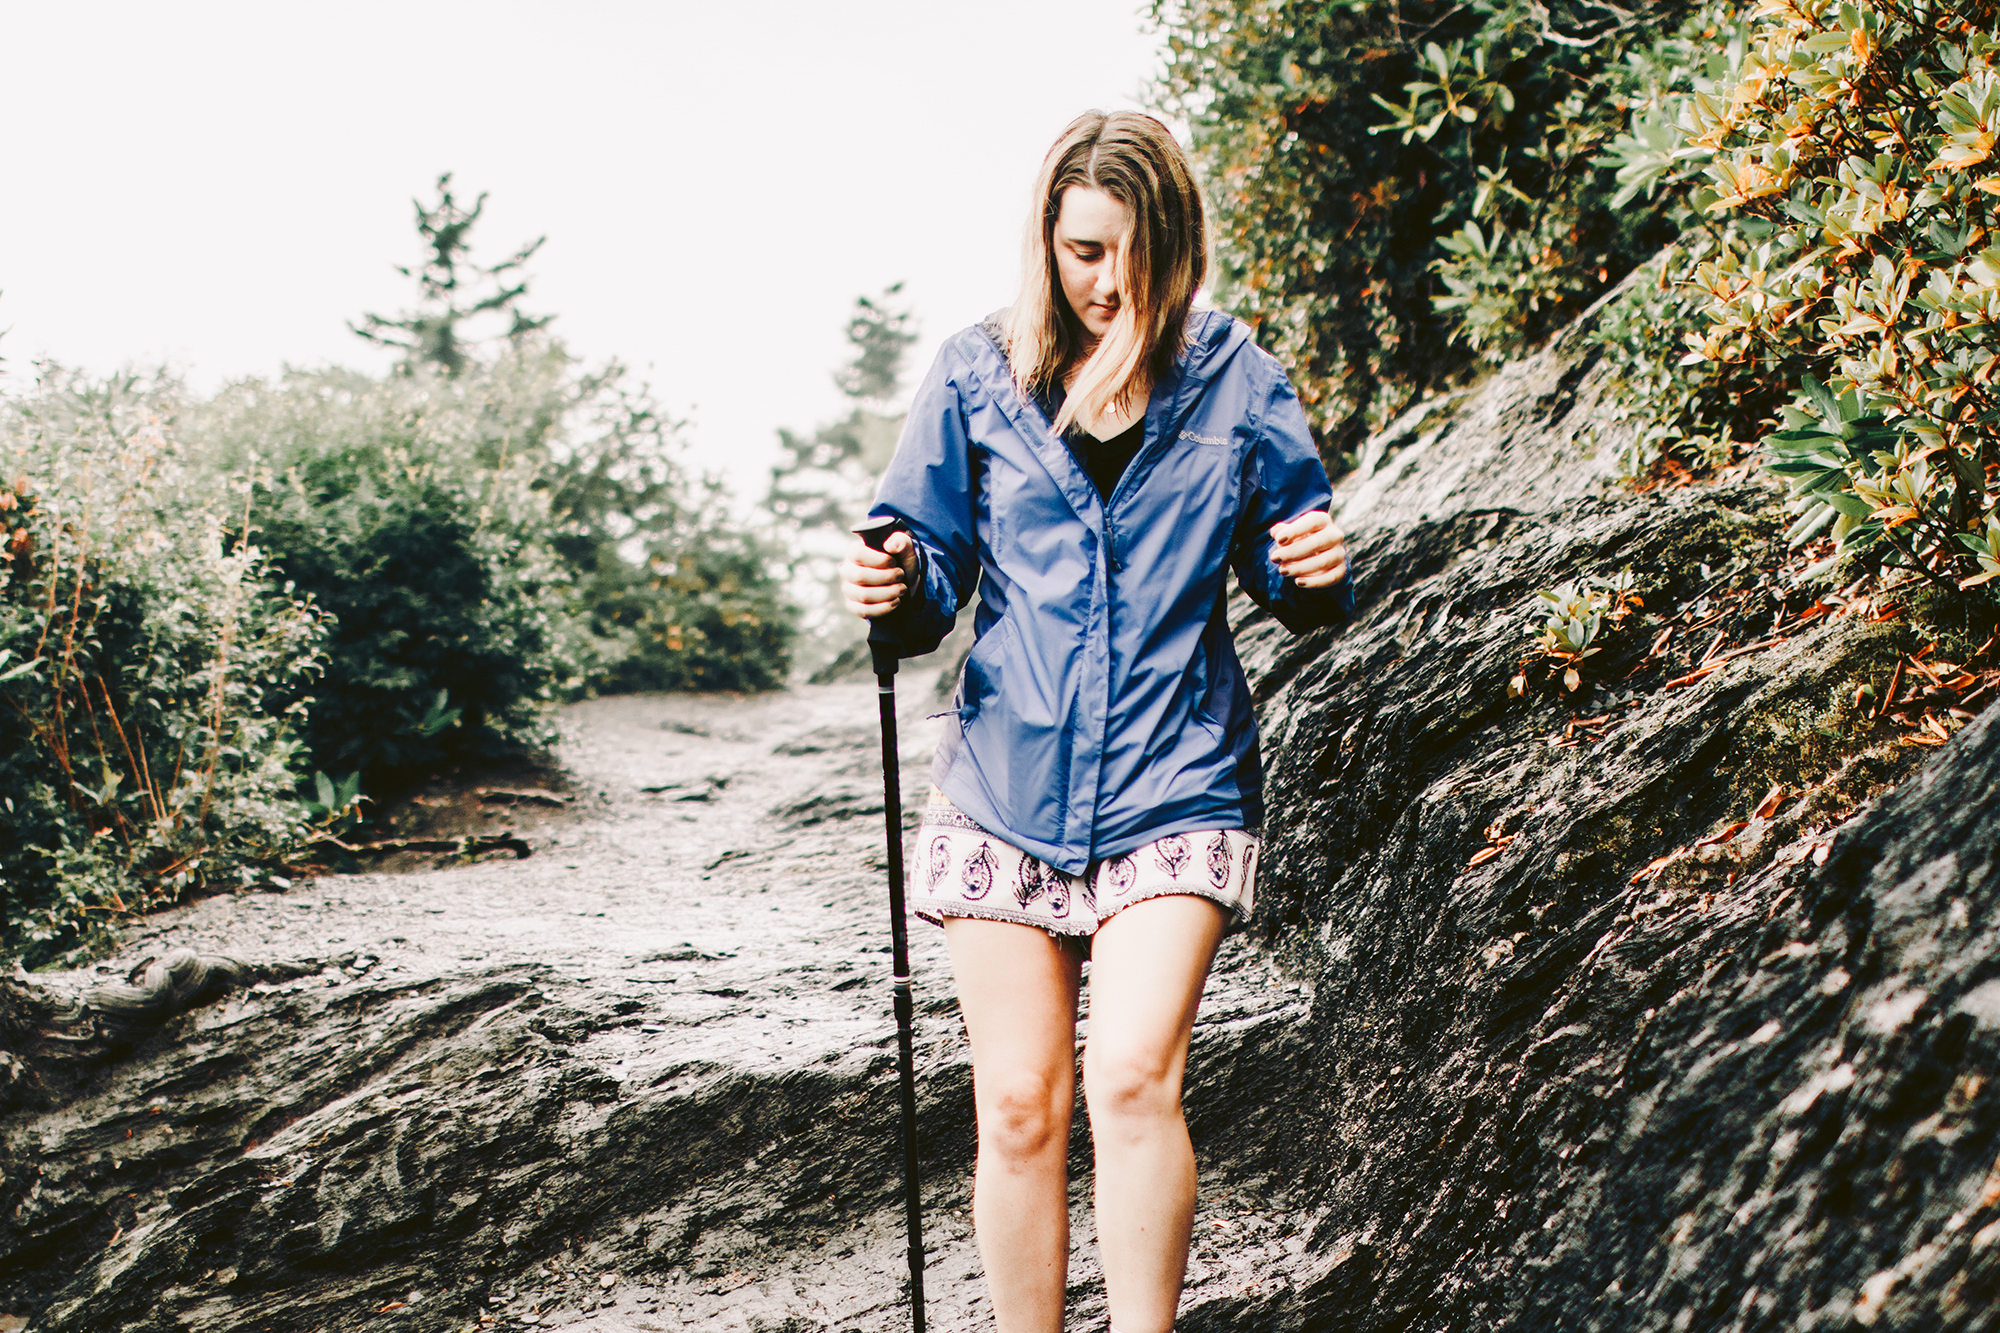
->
[1270, 511, 1348, 588]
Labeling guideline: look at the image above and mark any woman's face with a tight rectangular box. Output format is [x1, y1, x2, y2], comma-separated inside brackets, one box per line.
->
[1052, 184, 1132, 344]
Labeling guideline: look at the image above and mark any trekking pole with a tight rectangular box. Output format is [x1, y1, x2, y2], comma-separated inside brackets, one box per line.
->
[854, 514, 926, 1333]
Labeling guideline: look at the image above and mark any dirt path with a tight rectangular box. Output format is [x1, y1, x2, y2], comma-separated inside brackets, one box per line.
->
[13, 685, 1324, 1333]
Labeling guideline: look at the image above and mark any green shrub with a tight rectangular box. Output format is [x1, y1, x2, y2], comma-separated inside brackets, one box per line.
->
[191, 351, 589, 788]
[1602, 0, 2000, 594]
[1152, 0, 1705, 457]
[0, 370, 324, 964]
[193, 340, 793, 786]
[548, 362, 792, 694]
[1586, 228, 1797, 481]
[340, 173, 794, 706]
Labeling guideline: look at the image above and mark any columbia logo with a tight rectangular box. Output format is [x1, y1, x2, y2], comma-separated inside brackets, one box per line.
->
[1178, 429, 1229, 446]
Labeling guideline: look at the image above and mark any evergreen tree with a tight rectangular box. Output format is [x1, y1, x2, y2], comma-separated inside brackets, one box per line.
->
[350, 173, 553, 376]
[833, 284, 918, 405]
[767, 284, 918, 670]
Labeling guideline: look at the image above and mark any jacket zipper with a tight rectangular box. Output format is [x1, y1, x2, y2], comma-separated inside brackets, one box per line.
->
[1099, 372, 1190, 573]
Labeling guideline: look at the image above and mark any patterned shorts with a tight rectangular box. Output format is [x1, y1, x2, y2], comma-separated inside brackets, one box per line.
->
[910, 791, 1257, 939]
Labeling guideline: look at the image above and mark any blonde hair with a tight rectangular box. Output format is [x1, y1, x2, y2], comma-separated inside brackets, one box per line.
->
[1005, 111, 1207, 437]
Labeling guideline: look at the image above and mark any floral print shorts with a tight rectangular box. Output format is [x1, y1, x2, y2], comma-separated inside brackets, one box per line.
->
[910, 791, 1257, 940]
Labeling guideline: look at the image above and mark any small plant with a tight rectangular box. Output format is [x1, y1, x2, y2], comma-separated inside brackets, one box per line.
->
[301, 769, 368, 840]
[1513, 571, 1644, 694]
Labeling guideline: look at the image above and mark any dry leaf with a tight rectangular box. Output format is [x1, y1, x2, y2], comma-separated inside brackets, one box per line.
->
[1696, 821, 1750, 847]
[1630, 853, 1677, 884]
[1563, 666, 1581, 692]
[1468, 845, 1504, 868]
[1753, 785, 1787, 819]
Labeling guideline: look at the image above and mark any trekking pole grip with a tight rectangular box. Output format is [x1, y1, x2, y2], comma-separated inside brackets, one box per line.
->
[854, 515, 908, 679]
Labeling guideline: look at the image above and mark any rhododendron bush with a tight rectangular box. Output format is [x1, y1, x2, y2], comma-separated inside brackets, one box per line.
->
[1607, 0, 2000, 591]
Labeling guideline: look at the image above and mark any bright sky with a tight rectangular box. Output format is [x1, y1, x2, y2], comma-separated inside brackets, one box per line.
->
[0, 1, 1167, 501]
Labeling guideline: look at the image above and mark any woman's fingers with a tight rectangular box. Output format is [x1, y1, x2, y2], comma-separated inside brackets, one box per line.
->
[1290, 548, 1348, 588]
[843, 571, 906, 618]
[1268, 511, 1328, 543]
[841, 533, 914, 619]
[846, 594, 904, 618]
[850, 536, 899, 569]
[848, 557, 905, 584]
[1269, 510, 1337, 556]
[1269, 510, 1348, 587]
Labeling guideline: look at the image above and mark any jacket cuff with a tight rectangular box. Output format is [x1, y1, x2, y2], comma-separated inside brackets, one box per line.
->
[878, 540, 947, 657]
[1270, 569, 1356, 633]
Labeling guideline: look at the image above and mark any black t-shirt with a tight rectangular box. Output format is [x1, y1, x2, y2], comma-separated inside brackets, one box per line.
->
[1040, 383, 1146, 502]
[1069, 416, 1146, 503]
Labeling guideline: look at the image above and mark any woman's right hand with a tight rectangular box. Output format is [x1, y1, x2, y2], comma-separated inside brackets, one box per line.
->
[841, 530, 920, 619]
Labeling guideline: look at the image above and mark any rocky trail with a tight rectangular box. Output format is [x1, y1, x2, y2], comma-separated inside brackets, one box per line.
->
[9, 273, 2000, 1332]
[3, 687, 1325, 1333]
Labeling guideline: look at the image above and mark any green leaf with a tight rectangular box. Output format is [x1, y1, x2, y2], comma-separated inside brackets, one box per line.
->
[1785, 503, 1839, 547]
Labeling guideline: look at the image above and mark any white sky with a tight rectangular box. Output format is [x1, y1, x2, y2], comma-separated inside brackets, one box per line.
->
[0, 1, 1169, 500]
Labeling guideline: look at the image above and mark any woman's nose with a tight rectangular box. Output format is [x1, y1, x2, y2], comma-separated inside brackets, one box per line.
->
[1093, 258, 1118, 299]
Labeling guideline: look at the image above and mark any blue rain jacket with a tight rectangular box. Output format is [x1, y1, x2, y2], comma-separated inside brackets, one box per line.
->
[869, 308, 1354, 875]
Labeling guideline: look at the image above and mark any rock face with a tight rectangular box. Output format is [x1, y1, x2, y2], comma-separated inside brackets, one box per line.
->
[1221, 305, 2000, 1331]
[3, 298, 1996, 1332]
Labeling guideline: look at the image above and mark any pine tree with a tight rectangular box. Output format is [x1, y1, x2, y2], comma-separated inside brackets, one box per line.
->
[833, 284, 918, 405]
[767, 284, 919, 670]
[350, 173, 553, 376]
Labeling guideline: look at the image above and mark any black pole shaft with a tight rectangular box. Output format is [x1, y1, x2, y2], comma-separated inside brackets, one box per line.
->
[874, 650, 927, 1333]
[854, 513, 926, 1333]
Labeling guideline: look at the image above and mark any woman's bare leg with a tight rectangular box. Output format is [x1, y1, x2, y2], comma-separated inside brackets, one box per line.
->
[1082, 895, 1229, 1333]
[941, 917, 1085, 1333]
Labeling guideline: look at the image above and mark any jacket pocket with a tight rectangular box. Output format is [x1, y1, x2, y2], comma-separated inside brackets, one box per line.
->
[957, 616, 1015, 722]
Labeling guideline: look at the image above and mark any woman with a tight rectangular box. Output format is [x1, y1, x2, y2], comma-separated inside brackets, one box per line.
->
[841, 110, 1352, 1333]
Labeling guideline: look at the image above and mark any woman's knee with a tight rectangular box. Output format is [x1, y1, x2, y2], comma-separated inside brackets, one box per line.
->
[1081, 1042, 1181, 1124]
[976, 1069, 1073, 1162]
